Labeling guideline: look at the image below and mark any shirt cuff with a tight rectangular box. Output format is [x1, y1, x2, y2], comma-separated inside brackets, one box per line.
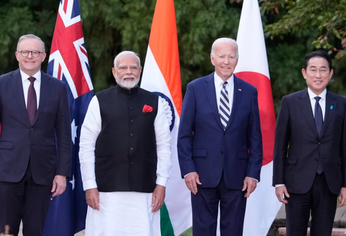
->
[83, 180, 98, 191]
[275, 184, 285, 187]
[156, 176, 168, 187]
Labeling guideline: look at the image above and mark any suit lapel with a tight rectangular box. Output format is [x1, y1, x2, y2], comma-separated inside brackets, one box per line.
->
[32, 72, 52, 125]
[204, 73, 224, 130]
[321, 91, 336, 137]
[10, 69, 31, 126]
[298, 89, 319, 138]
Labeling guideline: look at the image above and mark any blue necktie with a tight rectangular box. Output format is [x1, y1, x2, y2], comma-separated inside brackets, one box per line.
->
[314, 96, 323, 136]
[314, 96, 323, 174]
[219, 82, 230, 129]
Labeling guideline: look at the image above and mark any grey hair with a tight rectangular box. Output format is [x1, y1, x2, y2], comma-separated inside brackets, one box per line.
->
[17, 34, 45, 53]
[211, 38, 238, 57]
[113, 51, 141, 68]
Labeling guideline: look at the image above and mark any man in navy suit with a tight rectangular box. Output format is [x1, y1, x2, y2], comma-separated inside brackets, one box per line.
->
[178, 37, 263, 236]
[273, 50, 346, 236]
[0, 34, 71, 236]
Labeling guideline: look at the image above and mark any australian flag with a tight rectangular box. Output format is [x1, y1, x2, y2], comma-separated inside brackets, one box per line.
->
[43, 0, 94, 235]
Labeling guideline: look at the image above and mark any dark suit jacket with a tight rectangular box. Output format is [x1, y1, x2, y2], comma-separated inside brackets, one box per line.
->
[273, 89, 346, 195]
[178, 72, 263, 189]
[0, 69, 71, 186]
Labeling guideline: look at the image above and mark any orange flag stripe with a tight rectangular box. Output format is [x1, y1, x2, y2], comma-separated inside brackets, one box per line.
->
[148, 0, 182, 115]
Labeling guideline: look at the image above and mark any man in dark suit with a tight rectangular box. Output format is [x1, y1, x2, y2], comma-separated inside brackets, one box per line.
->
[178, 37, 263, 236]
[273, 50, 346, 236]
[0, 34, 71, 236]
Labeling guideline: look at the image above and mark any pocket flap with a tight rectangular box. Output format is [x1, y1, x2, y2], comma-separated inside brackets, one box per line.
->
[286, 158, 297, 164]
[192, 149, 207, 157]
[0, 141, 13, 149]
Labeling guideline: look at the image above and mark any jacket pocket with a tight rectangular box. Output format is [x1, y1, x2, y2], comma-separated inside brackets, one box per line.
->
[192, 149, 207, 158]
[285, 158, 297, 164]
[238, 150, 249, 159]
[0, 141, 13, 149]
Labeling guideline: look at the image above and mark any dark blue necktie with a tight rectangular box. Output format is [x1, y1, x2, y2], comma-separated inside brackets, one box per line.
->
[314, 96, 323, 174]
[314, 96, 323, 136]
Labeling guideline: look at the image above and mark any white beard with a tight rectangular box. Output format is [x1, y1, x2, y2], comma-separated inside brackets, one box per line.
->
[116, 75, 139, 89]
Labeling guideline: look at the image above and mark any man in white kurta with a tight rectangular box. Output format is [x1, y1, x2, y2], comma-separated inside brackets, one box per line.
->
[79, 51, 171, 236]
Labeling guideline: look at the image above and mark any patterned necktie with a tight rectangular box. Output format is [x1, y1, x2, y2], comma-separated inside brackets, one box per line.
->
[27, 77, 37, 124]
[314, 96, 323, 174]
[219, 81, 231, 129]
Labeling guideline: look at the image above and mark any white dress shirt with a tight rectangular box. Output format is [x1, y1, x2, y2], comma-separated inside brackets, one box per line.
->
[307, 87, 326, 121]
[79, 95, 172, 191]
[20, 70, 41, 109]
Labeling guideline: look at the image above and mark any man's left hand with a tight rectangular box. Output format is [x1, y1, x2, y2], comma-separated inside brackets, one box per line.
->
[338, 187, 346, 207]
[51, 175, 67, 197]
[242, 177, 257, 198]
[151, 185, 166, 212]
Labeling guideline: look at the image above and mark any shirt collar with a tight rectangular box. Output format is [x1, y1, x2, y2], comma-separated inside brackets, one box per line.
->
[20, 70, 41, 83]
[214, 73, 234, 87]
[307, 87, 327, 101]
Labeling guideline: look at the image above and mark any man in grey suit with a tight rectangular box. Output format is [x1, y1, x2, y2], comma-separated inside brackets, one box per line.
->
[273, 50, 346, 236]
[0, 34, 71, 236]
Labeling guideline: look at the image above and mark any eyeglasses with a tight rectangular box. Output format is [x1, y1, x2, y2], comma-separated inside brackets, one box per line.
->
[17, 50, 44, 58]
[307, 68, 330, 76]
[117, 66, 140, 72]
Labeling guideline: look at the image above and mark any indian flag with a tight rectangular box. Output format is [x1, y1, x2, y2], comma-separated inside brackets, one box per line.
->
[234, 0, 282, 235]
[141, 0, 192, 235]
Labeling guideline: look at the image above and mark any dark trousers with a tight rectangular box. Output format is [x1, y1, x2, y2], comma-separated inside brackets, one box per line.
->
[0, 166, 52, 236]
[191, 175, 246, 236]
[285, 173, 337, 236]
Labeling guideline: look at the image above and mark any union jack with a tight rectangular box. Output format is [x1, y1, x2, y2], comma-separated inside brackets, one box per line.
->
[43, 0, 93, 235]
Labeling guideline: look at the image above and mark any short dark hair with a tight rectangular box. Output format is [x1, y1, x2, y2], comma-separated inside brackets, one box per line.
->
[303, 50, 332, 71]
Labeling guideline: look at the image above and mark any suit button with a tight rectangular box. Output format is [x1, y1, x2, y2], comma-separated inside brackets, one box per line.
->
[130, 147, 133, 151]
[30, 128, 34, 131]
[130, 162, 133, 165]
[224, 132, 226, 136]
[27, 144, 30, 147]
[130, 119, 133, 123]
[220, 151, 223, 155]
[130, 133, 133, 137]
[129, 107, 133, 110]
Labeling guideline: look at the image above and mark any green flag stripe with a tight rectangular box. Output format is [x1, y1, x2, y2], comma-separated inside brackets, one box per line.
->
[160, 203, 174, 235]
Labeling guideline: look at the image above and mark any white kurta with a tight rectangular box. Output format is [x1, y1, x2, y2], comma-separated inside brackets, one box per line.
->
[85, 192, 160, 236]
[79, 93, 172, 236]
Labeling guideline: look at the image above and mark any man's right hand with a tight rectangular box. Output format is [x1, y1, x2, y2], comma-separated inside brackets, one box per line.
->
[275, 185, 290, 204]
[86, 188, 100, 210]
[184, 172, 202, 195]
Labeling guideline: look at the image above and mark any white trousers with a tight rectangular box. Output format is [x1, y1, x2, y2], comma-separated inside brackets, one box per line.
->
[85, 192, 160, 236]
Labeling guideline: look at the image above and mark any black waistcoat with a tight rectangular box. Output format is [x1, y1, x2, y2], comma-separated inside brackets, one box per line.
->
[95, 85, 158, 192]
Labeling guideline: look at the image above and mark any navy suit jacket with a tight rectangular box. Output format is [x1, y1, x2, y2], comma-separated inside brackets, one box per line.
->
[0, 69, 71, 186]
[273, 89, 346, 195]
[178, 73, 263, 189]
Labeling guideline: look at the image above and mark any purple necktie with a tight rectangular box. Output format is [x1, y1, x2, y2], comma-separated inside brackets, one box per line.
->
[27, 77, 37, 124]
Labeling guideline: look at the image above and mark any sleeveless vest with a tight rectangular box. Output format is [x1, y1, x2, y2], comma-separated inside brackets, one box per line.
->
[95, 85, 158, 192]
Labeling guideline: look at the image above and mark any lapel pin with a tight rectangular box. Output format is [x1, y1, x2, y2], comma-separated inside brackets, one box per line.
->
[330, 105, 333, 110]
[238, 89, 242, 91]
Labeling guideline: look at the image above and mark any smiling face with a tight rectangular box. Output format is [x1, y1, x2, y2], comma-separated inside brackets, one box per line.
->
[302, 56, 333, 95]
[112, 53, 142, 90]
[15, 37, 46, 76]
[210, 40, 238, 81]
